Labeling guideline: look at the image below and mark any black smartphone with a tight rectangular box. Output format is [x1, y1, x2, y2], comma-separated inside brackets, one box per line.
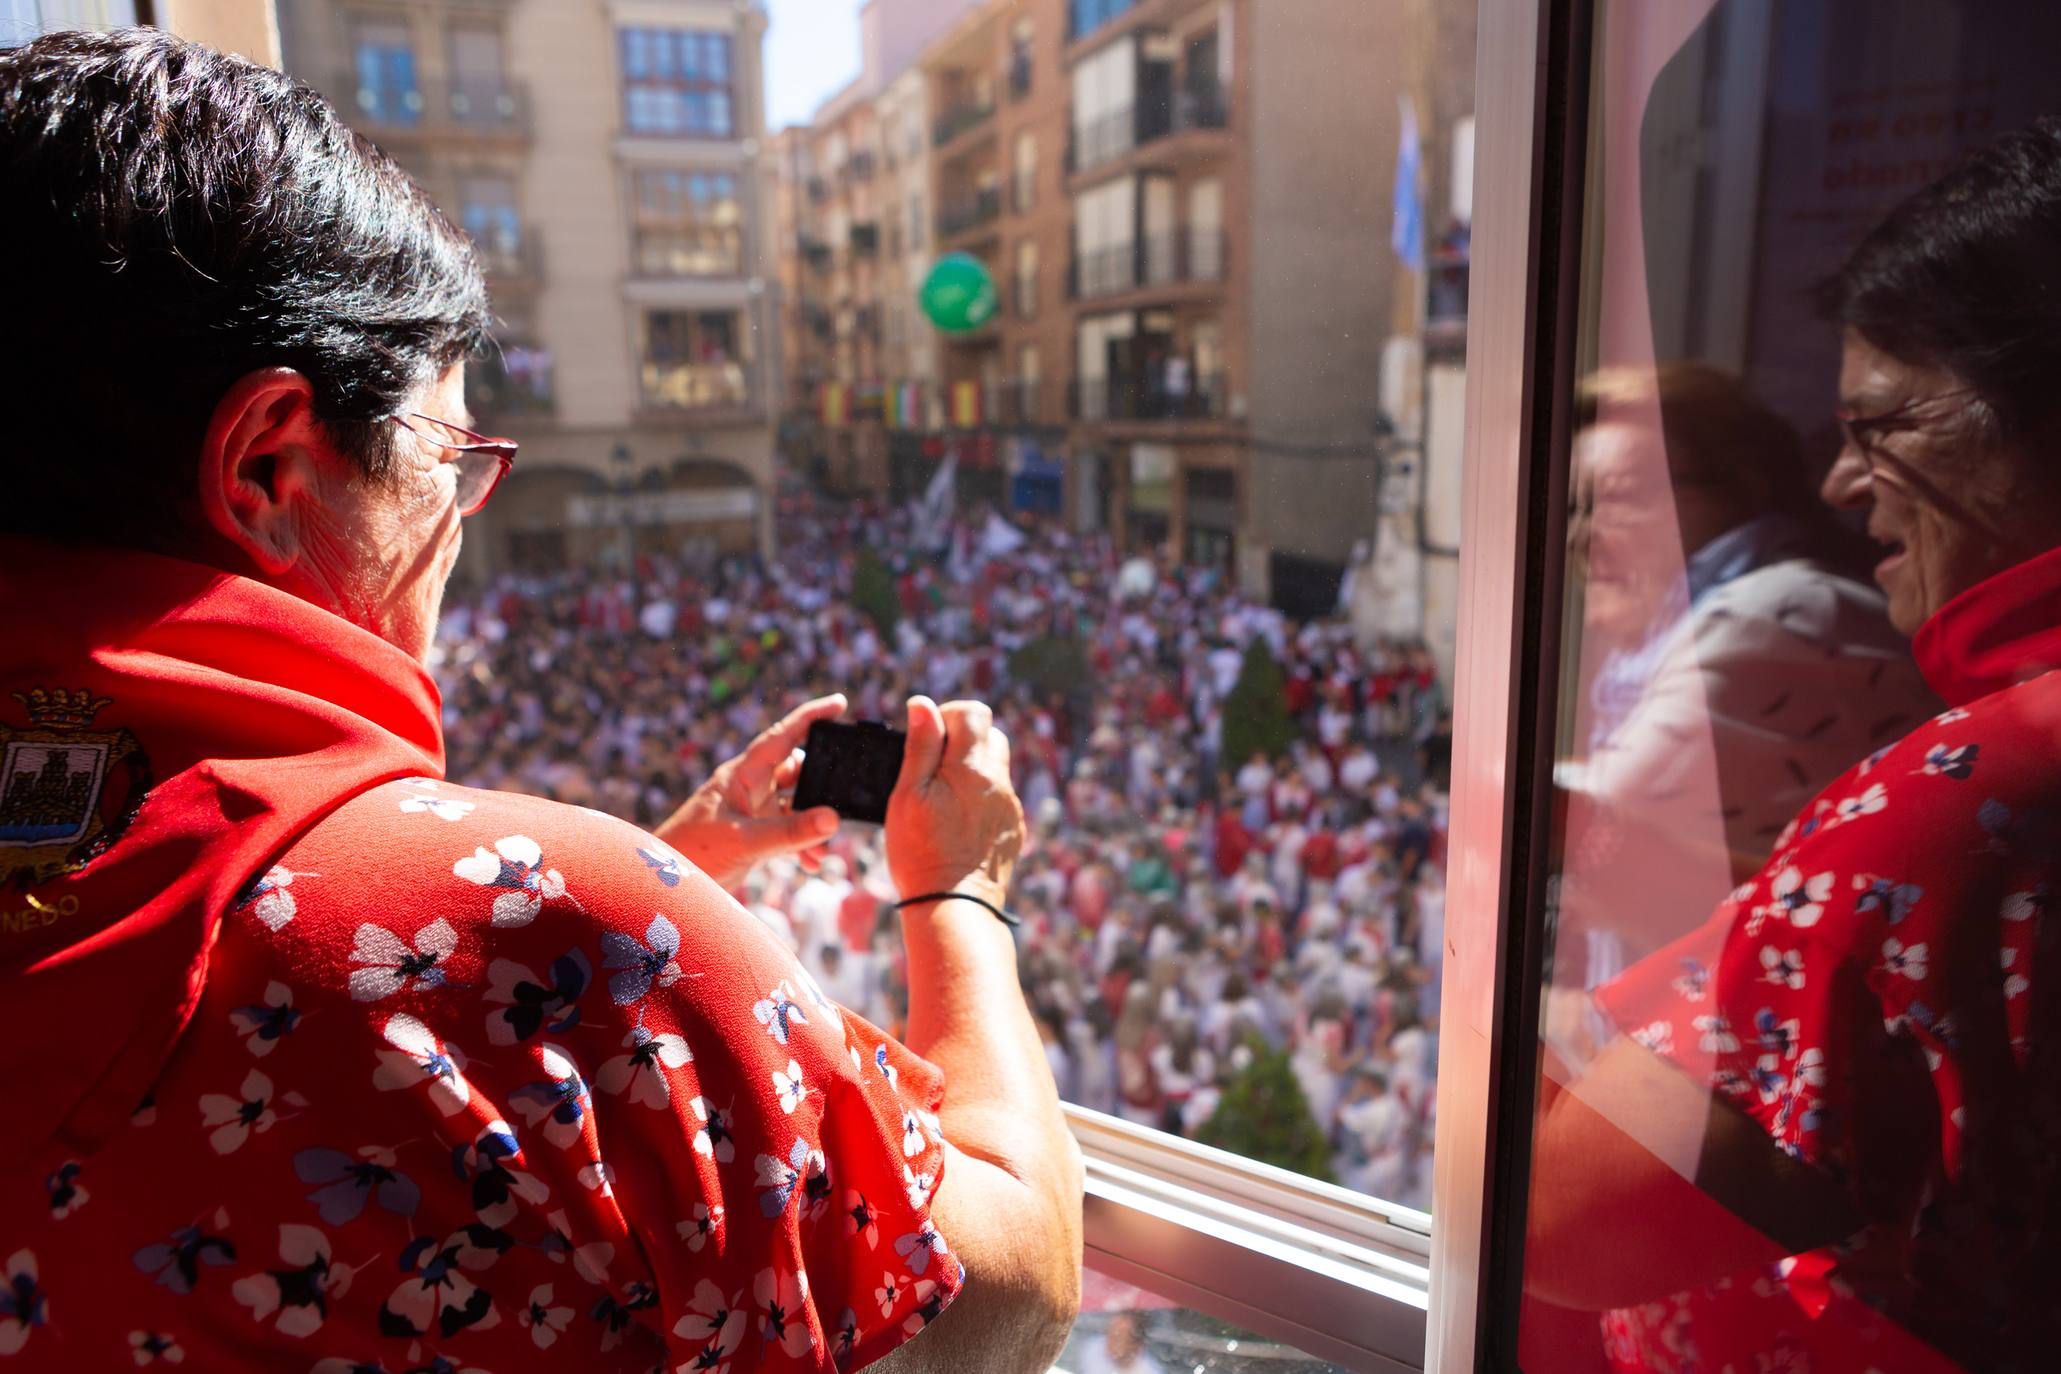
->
[792, 720, 906, 825]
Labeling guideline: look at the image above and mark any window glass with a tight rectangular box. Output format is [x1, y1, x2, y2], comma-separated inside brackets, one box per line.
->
[1059, 1270, 1348, 1374]
[352, 20, 421, 127]
[421, 0, 1471, 1223]
[459, 173, 522, 272]
[1515, 2, 2061, 1369]
[619, 27, 733, 136]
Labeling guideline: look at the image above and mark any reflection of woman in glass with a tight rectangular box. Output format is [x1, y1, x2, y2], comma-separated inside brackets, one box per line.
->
[1530, 120, 2061, 1374]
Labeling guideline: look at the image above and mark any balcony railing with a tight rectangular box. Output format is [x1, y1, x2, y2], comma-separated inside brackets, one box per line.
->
[1014, 272, 1039, 319]
[473, 227, 542, 283]
[937, 187, 1003, 240]
[1068, 83, 1228, 174]
[1070, 367, 1228, 422]
[1068, 229, 1227, 300]
[640, 359, 757, 414]
[992, 379, 1052, 425]
[933, 97, 997, 148]
[337, 69, 530, 137]
[469, 344, 555, 419]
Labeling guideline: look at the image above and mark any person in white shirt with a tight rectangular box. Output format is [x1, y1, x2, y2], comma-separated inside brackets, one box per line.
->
[1337, 1067, 1409, 1201]
[786, 853, 851, 962]
[1072, 1313, 1169, 1374]
[1338, 743, 1380, 794]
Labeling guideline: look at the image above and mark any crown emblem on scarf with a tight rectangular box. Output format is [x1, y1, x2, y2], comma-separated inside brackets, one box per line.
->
[11, 688, 114, 732]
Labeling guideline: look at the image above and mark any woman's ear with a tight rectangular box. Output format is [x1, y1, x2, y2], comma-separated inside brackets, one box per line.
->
[197, 367, 330, 576]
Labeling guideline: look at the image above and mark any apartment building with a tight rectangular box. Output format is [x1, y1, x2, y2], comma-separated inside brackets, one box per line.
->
[279, 0, 779, 574]
[4, 0, 279, 59]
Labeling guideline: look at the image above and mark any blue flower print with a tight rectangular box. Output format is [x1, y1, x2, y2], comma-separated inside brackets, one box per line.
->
[451, 1121, 549, 1230]
[1669, 959, 1711, 1003]
[133, 1211, 236, 1294]
[600, 913, 687, 1006]
[754, 980, 808, 1045]
[1853, 873, 1924, 925]
[833, 1306, 860, 1369]
[484, 949, 592, 1046]
[0, 1249, 46, 1356]
[894, 1223, 948, 1276]
[1749, 1055, 1786, 1104]
[755, 1140, 821, 1219]
[1754, 1007, 1799, 1059]
[638, 845, 684, 887]
[295, 1146, 422, 1225]
[229, 980, 302, 1057]
[45, 1161, 85, 1220]
[452, 834, 575, 929]
[1917, 742, 1979, 779]
[589, 1280, 659, 1352]
[874, 1043, 900, 1089]
[510, 1044, 593, 1150]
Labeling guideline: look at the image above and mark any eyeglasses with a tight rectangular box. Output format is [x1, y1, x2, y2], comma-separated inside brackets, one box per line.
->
[390, 412, 518, 516]
[1833, 388, 1978, 463]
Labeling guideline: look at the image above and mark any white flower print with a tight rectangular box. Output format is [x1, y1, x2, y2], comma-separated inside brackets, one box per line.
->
[1934, 707, 1971, 725]
[1768, 867, 1833, 930]
[2002, 887, 2049, 923]
[757, 1141, 816, 1218]
[676, 1203, 724, 1253]
[1760, 945, 1806, 990]
[894, 1223, 948, 1276]
[901, 1110, 927, 1159]
[0, 1250, 45, 1356]
[875, 1270, 905, 1319]
[903, 1163, 936, 1210]
[1834, 782, 1888, 823]
[1791, 1047, 1827, 1092]
[845, 1190, 879, 1250]
[43, 1161, 85, 1221]
[692, 1096, 737, 1164]
[241, 865, 313, 933]
[673, 1278, 747, 1364]
[1749, 1054, 1786, 1105]
[1882, 937, 1929, 981]
[794, 965, 843, 1033]
[452, 834, 570, 928]
[536, 1210, 613, 1285]
[919, 1110, 947, 1150]
[199, 1069, 302, 1155]
[1853, 873, 1924, 925]
[397, 779, 476, 822]
[1669, 959, 1711, 1003]
[755, 1266, 814, 1359]
[382, 1228, 507, 1338]
[371, 1014, 471, 1116]
[1692, 1013, 1740, 1055]
[1916, 742, 1979, 779]
[595, 1021, 692, 1109]
[347, 918, 459, 1002]
[599, 913, 688, 1006]
[484, 949, 592, 1046]
[519, 1283, 573, 1349]
[874, 1043, 901, 1089]
[774, 1059, 812, 1115]
[231, 1224, 352, 1339]
[901, 1278, 947, 1337]
[754, 981, 809, 1044]
[228, 980, 301, 1057]
[577, 1159, 617, 1196]
[509, 1043, 593, 1150]
[1629, 1021, 1674, 1056]
[126, 1330, 183, 1364]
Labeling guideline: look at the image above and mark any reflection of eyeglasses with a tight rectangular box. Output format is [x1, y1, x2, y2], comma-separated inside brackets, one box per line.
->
[390, 412, 518, 516]
[1833, 389, 1978, 462]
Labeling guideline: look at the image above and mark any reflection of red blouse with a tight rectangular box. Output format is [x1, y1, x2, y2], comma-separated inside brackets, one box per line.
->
[1594, 545, 2061, 1374]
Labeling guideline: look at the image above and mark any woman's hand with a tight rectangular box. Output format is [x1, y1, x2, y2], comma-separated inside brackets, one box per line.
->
[654, 694, 847, 891]
[886, 696, 1026, 904]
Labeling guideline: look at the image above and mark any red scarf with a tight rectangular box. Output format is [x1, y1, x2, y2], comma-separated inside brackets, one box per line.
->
[0, 539, 441, 1165]
[1913, 540, 2061, 707]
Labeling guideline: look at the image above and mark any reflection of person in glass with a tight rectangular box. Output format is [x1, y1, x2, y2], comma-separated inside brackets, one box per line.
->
[1530, 120, 2061, 1374]
[1557, 366, 1933, 994]
[1073, 1312, 1170, 1374]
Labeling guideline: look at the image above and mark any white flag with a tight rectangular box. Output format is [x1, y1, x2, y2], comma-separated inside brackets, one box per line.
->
[912, 454, 958, 553]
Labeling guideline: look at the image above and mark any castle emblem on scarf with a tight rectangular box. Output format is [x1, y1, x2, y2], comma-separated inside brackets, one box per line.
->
[0, 688, 151, 887]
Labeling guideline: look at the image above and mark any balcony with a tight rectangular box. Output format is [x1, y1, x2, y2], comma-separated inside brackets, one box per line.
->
[933, 97, 996, 149]
[937, 187, 1003, 242]
[1070, 366, 1228, 423]
[799, 234, 834, 272]
[848, 151, 878, 182]
[1009, 51, 1034, 101]
[1068, 229, 1226, 301]
[473, 227, 543, 288]
[849, 222, 881, 257]
[1068, 84, 1228, 178]
[468, 344, 554, 420]
[640, 359, 759, 418]
[333, 69, 531, 142]
[992, 379, 1053, 426]
[1013, 272, 1039, 320]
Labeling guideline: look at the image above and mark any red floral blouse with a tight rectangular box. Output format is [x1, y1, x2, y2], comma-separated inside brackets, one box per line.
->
[2, 777, 962, 1372]
[1592, 545, 2061, 1374]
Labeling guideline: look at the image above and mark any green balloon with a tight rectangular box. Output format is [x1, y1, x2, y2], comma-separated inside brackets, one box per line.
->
[919, 252, 998, 333]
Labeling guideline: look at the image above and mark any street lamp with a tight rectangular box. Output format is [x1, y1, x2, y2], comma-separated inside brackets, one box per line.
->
[610, 440, 634, 571]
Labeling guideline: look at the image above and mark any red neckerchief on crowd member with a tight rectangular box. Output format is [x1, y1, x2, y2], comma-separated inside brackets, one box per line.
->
[0, 537, 442, 1166]
[1912, 540, 2061, 708]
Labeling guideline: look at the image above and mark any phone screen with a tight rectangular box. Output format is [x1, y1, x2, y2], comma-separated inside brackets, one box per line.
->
[792, 720, 906, 825]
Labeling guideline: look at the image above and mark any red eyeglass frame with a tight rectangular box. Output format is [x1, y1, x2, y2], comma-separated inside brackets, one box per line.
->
[391, 412, 519, 516]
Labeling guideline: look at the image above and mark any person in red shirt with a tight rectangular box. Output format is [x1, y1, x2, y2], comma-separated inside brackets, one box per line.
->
[0, 33, 1080, 1374]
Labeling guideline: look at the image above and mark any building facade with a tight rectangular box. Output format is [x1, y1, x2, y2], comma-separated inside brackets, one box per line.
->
[278, 0, 780, 576]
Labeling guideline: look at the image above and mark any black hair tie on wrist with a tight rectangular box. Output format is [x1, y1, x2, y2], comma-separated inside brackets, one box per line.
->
[892, 890, 1022, 928]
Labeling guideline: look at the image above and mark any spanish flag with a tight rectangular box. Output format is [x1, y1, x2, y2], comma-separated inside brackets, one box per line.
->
[950, 380, 983, 429]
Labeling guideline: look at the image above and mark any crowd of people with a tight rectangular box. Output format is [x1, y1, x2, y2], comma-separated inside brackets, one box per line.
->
[433, 493, 1451, 1209]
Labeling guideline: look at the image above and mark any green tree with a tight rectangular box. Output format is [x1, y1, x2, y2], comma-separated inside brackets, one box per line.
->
[1194, 1037, 1335, 1183]
[851, 547, 899, 636]
[1219, 638, 1297, 767]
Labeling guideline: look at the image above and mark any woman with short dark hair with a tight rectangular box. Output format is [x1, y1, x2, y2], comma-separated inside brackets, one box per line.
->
[0, 30, 1080, 1373]
[1529, 118, 2061, 1374]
